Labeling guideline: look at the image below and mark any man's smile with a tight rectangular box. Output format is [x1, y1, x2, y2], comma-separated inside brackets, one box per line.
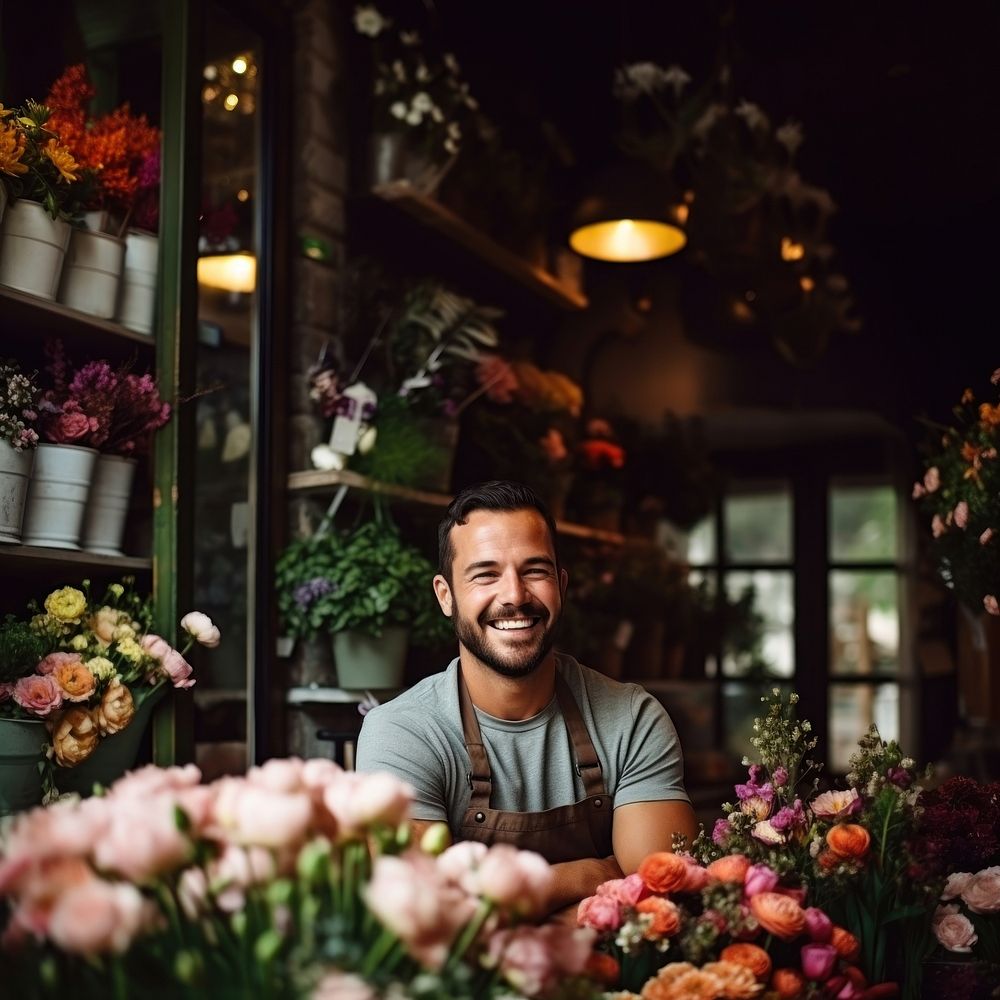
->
[488, 617, 540, 631]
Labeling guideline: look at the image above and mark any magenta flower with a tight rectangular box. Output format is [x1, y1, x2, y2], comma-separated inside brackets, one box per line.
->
[801, 942, 838, 981]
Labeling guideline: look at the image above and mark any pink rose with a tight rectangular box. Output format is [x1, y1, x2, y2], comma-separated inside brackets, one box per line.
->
[577, 893, 622, 932]
[744, 863, 780, 898]
[804, 906, 834, 942]
[924, 467, 940, 493]
[92, 795, 193, 882]
[984, 595, 1000, 617]
[485, 924, 594, 996]
[801, 942, 839, 981]
[940, 872, 974, 901]
[36, 652, 83, 675]
[13, 674, 63, 716]
[224, 785, 313, 850]
[608, 872, 649, 907]
[933, 904, 978, 952]
[246, 757, 305, 793]
[322, 770, 412, 838]
[48, 411, 93, 444]
[960, 867, 1000, 914]
[953, 501, 969, 529]
[162, 649, 195, 688]
[140, 633, 172, 659]
[475, 845, 552, 915]
[47, 880, 152, 955]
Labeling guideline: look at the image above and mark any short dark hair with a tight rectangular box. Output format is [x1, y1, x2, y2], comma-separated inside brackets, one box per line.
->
[437, 480, 560, 582]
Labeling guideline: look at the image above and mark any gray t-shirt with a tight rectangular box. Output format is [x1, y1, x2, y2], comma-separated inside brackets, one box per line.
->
[355, 652, 690, 827]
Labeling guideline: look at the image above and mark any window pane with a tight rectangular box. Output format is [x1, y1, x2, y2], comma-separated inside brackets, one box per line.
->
[830, 484, 898, 562]
[830, 571, 899, 676]
[723, 572, 794, 678]
[689, 571, 719, 678]
[724, 487, 792, 563]
[829, 683, 899, 772]
[687, 517, 716, 565]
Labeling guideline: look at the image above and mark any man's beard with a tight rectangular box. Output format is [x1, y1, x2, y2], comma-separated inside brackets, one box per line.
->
[452, 598, 561, 679]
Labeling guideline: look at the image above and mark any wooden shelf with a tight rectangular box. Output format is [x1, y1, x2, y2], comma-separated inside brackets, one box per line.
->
[287, 686, 399, 706]
[0, 543, 151, 572]
[286, 468, 632, 545]
[372, 181, 588, 311]
[0, 286, 155, 351]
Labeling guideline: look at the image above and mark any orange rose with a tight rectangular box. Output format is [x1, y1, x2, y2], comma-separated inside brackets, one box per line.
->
[48, 707, 99, 766]
[708, 853, 752, 884]
[826, 823, 871, 861]
[638, 852, 691, 894]
[720, 942, 772, 981]
[770, 967, 805, 999]
[830, 925, 861, 962]
[52, 661, 96, 702]
[584, 951, 620, 986]
[749, 891, 807, 941]
[636, 896, 681, 938]
[702, 961, 763, 1000]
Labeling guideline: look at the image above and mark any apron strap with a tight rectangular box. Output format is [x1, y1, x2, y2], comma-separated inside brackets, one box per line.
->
[459, 666, 609, 807]
[458, 670, 493, 808]
[554, 672, 606, 799]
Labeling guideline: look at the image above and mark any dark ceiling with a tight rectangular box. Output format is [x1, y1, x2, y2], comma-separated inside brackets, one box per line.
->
[427, 0, 1000, 419]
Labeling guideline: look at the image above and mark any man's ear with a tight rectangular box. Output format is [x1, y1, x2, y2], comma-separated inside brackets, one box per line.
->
[432, 574, 453, 616]
[559, 567, 568, 601]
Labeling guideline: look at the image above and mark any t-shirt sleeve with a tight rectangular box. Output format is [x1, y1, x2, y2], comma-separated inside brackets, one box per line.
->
[613, 687, 691, 807]
[355, 706, 450, 822]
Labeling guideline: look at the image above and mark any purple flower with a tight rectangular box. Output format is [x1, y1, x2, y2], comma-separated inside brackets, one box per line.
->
[293, 577, 335, 611]
[744, 863, 780, 897]
[736, 780, 774, 805]
[771, 798, 807, 833]
[887, 766, 912, 788]
[748, 764, 765, 785]
[800, 942, 838, 982]
[772, 766, 789, 787]
[712, 817, 731, 847]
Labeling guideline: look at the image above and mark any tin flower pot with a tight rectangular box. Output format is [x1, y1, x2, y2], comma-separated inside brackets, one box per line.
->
[0, 440, 34, 544]
[0, 199, 72, 300]
[368, 131, 457, 196]
[58, 227, 125, 319]
[333, 627, 408, 691]
[0, 717, 46, 816]
[115, 229, 159, 335]
[21, 443, 99, 549]
[81, 454, 137, 556]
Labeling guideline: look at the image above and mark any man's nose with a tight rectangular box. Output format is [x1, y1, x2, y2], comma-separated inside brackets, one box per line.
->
[497, 568, 528, 606]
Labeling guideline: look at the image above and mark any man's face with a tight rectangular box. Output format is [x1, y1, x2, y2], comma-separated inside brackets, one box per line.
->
[433, 509, 567, 679]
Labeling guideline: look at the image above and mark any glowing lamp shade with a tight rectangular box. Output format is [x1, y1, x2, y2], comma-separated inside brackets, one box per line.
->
[568, 160, 687, 263]
[197, 252, 256, 293]
[569, 218, 686, 262]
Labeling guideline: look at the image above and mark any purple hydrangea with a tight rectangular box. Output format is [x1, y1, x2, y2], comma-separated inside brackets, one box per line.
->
[770, 798, 807, 833]
[293, 577, 335, 611]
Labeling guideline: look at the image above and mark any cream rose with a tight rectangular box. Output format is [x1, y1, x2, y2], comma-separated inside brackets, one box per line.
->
[961, 867, 1000, 915]
[49, 707, 100, 767]
[90, 607, 120, 645]
[933, 903, 978, 952]
[98, 679, 136, 736]
[180, 611, 221, 648]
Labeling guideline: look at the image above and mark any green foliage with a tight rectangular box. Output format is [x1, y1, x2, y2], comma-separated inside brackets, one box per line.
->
[276, 520, 450, 647]
[0, 615, 49, 684]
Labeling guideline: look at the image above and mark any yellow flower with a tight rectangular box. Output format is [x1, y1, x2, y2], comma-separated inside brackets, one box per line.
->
[115, 639, 143, 663]
[69, 634, 89, 651]
[0, 120, 27, 177]
[85, 656, 116, 680]
[113, 624, 137, 642]
[44, 587, 87, 623]
[109, 583, 124, 598]
[42, 138, 78, 183]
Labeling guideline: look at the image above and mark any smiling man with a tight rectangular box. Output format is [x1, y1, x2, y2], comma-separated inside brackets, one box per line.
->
[355, 480, 697, 917]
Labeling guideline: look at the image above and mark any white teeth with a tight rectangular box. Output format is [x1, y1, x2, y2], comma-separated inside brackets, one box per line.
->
[492, 619, 534, 630]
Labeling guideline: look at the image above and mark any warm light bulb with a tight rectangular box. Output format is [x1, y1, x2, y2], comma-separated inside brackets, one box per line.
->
[203, 64, 218, 81]
[224, 93, 239, 111]
[781, 237, 805, 261]
[800, 276, 816, 292]
[197, 253, 257, 293]
[237, 188, 250, 203]
[569, 218, 686, 262]
[232, 56, 248, 75]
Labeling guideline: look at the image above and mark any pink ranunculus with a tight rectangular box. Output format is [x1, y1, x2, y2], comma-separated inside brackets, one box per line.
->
[322, 770, 413, 839]
[246, 757, 306, 793]
[941, 872, 974, 901]
[208, 844, 277, 912]
[227, 785, 313, 850]
[924, 467, 940, 493]
[744, 863, 780, 898]
[804, 906, 834, 942]
[109, 763, 203, 800]
[801, 942, 839, 981]
[140, 633, 172, 660]
[486, 924, 594, 997]
[984, 595, 1000, 617]
[12, 674, 63, 716]
[47, 879, 152, 956]
[48, 410, 93, 444]
[162, 649, 195, 688]
[180, 611, 221, 648]
[610, 872, 649, 907]
[475, 844, 553, 915]
[36, 652, 83, 675]
[933, 903, 978, 952]
[961, 866, 1000, 914]
[92, 795, 193, 883]
[5, 857, 96, 938]
[577, 893, 623, 932]
[981, 528, 994, 545]
[436, 840, 488, 894]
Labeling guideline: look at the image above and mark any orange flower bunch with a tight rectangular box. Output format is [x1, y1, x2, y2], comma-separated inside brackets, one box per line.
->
[0, 105, 28, 178]
[45, 64, 160, 217]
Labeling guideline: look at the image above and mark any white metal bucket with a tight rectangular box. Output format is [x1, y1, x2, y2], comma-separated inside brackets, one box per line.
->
[58, 228, 126, 319]
[21, 443, 98, 549]
[81, 454, 137, 555]
[0, 200, 71, 300]
[0, 440, 34, 544]
[115, 230, 159, 335]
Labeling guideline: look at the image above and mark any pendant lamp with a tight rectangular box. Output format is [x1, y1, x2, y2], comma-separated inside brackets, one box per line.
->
[568, 160, 687, 263]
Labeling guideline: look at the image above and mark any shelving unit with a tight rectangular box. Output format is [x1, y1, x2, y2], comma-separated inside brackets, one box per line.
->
[371, 180, 588, 311]
[287, 467, 636, 546]
[0, 286, 156, 353]
[0, 544, 151, 573]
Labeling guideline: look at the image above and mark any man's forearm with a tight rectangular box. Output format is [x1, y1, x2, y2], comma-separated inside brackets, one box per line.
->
[543, 855, 623, 915]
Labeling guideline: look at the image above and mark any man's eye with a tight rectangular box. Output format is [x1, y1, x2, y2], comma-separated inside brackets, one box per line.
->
[472, 573, 497, 582]
[525, 568, 551, 578]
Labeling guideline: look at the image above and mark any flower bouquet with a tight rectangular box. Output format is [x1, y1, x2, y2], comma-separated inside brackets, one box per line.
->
[0, 577, 216, 801]
[0, 359, 39, 453]
[913, 368, 1000, 617]
[0, 758, 600, 999]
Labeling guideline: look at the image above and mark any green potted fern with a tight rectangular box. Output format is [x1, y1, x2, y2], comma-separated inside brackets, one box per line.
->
[276, 514, 449, 689]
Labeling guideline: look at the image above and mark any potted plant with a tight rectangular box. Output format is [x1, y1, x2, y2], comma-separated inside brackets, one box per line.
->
[276, 511, 449, 690]
[0, 359, 39, 544]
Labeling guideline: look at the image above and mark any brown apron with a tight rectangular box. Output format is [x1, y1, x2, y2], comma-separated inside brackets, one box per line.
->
[457, 670, 614, 864]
